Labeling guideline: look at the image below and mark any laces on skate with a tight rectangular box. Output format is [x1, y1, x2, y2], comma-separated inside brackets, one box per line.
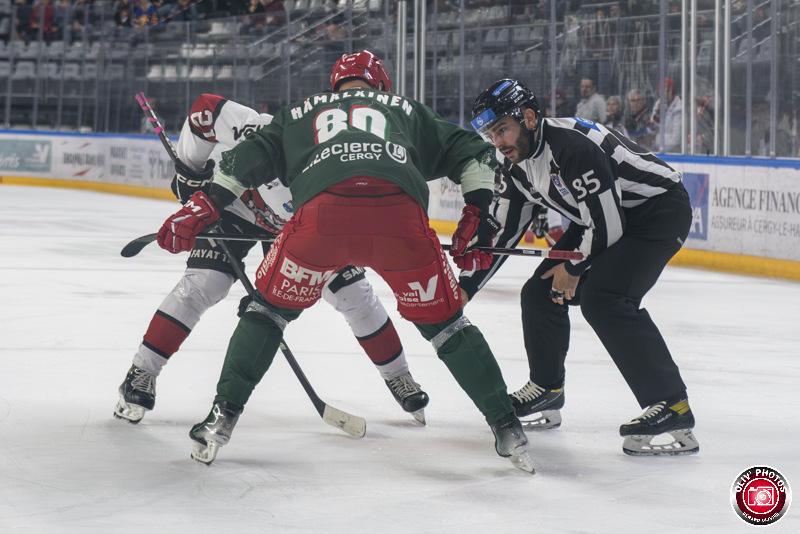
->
[113, 365, 157, 424]
[510, 381, 545, 404]
[509, 381, 563, 430]
[385, 373, 428, 425]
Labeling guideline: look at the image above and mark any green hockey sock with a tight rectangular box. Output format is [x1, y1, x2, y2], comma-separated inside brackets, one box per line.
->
[215, 311, 285, 409]
[417, 315, 514, 425]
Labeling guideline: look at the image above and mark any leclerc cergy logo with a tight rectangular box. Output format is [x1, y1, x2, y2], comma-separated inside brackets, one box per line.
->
[731, 465, 791, 525]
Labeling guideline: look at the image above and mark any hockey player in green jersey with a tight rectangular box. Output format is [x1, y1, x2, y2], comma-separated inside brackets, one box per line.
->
[155, 50, 534, 473]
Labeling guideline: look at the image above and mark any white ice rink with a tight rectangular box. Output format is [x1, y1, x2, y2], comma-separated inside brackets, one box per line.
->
[1, 185, 798, 533]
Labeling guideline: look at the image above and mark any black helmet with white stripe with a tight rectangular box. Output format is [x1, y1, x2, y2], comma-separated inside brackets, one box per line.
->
[471, 79, 541, 139]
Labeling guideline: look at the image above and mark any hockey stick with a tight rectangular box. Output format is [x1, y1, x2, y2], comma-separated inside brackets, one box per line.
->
[135, 92, 176, 158]
[120, 232, 276, 258]
[122, 231, 584, 261]
[133, 92, 366, 438]
[210, 229, 366, 439]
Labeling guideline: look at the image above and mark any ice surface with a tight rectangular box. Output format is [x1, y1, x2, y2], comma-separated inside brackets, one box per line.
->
[1, 185, 798, 533]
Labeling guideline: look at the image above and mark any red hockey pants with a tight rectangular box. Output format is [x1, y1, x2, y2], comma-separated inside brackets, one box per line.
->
[254, 177, 462, 324]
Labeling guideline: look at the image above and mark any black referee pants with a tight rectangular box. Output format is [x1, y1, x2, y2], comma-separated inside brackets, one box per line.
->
[520, 184, 692, 408]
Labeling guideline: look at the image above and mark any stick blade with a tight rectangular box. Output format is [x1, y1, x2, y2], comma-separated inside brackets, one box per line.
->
[322, 405, 366, 438]
[120, 233, 158, 258]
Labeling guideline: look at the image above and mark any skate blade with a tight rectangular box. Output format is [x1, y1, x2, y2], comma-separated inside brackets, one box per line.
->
[510, 451, 536, 474]
[113, 398, 146, 424]
[191, 440, 219, 465]
[507, 443, 536, 474]
[622, 429, 700, 456]
[411, 409, 426, 426]
[520, 409, 561, 431]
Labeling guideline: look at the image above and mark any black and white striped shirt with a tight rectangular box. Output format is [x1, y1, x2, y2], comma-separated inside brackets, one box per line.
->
[459, 116, 682, 297]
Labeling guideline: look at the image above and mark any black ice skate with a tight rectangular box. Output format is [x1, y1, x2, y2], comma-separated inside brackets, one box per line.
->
[620, 398, 699, 456]
[189, 401, 242, 465]
[385, 372, 429, 425]
[490, 413, 535, 474]
[509, 381, 564, 430]
[113, 364, 156, 423]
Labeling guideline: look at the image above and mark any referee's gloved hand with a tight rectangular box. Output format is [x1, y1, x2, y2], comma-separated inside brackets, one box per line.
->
[157, 191, 220, 253]
[450, 205, 500, 271]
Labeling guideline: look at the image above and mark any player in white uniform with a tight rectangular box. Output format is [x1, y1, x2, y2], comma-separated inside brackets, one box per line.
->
[114, 93, 429, 425]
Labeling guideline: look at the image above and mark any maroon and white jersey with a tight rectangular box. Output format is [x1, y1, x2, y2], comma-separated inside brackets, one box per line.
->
[176, 93, 293, 234]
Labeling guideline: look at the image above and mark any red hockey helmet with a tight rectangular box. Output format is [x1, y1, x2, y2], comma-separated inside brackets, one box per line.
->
[330, 50, 392, 92]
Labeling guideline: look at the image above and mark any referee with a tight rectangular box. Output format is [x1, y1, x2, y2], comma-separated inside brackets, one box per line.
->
[459, 78, 699, 456]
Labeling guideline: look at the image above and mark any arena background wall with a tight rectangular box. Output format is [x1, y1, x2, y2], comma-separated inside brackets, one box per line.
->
[2, 129, 799, 281]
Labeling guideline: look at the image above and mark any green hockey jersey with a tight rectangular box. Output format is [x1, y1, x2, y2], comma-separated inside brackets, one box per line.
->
[216, 89, 493, 211]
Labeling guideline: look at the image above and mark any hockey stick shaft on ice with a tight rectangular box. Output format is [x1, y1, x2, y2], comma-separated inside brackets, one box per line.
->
[122, 232, 584, 261]
[132, 92, 366, 438]
[120, 232, 275, 258]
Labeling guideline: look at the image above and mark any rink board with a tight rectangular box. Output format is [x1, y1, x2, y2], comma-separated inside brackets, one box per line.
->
[1, 129, 798, 280]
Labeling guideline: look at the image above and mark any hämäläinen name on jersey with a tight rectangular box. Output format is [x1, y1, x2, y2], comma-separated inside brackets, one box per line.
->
[290, 91, 414, 120]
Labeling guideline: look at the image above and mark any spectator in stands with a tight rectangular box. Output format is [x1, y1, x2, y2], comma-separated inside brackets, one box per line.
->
[694, 93, 715, 155]
[115, 4, 133, 27]
[241, 0, 265, 34]
[70, 0, 91, 37]
[554, 89, 572, 117]
[318, 5, 347, 54]
[540, 89, 572, 118]
[169, 0, 199, 22]
[14, 0, 35, 42]
[241, 0, 285, 33]
[575, 77, 606, 123]
[30, 0, 59, 42]
[624, 88, 655, 149]
[262, 0, 285, 26]
[759, 106, 794, 157]
[604, 95, 626, 134]
[133, 0, 158, 27]
[248, 0, 265, 15]
[55, 0, 83, 41]
[650, 77, 682, 153]
[151, 0, 170, 20]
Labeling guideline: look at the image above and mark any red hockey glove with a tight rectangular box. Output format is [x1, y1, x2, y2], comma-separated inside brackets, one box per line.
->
[548, 225, 565, 243]
[156, 191, 221, 253]
[449, 205, 500, 271]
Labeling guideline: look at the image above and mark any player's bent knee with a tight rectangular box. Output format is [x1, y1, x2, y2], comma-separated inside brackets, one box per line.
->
[184, 268, 235, 306]
[322, 274, 376, 317]
[415, 313, 472, 352]
[237, 294, 302, 331]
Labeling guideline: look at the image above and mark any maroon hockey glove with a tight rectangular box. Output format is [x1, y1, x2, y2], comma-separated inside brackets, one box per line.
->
[548, 225, 565, 243]
[157, 191, 221, 253]
[450, 205, 500, 271]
